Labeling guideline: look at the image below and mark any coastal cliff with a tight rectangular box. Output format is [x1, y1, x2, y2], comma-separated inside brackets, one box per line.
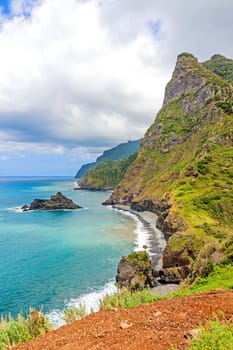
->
[105, 53, 233, 281]
[78, 153, 138, 190]
[75, 140, 140, 179]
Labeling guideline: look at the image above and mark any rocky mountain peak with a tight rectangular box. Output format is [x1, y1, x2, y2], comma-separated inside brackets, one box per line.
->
[163, 52, 204, 105]
[176, 52, 198, 68]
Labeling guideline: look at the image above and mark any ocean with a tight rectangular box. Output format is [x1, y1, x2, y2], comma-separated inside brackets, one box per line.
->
[0, 177, 148, 327]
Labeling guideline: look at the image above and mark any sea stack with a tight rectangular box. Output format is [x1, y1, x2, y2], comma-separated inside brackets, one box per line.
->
[22, 192, 82, 211]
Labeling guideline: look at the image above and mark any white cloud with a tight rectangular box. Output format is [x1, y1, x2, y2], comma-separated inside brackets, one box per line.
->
[10, 0, 40, 15]
[0, 0, 232, 161]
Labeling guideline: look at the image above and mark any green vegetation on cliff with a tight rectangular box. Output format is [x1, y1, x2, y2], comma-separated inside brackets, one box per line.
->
[96, 140, 140, 163]
[203, 54, 233, 84]
[107, 53, 233, 280]
[75, 140, 140, 178]
[0, 308, 51, 349]
[78, 152, 138, 189]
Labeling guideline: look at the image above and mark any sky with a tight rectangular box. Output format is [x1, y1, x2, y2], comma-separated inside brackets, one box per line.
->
[0, 0, 233, 176]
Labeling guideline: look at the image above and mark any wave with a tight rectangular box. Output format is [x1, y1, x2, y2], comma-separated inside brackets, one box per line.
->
[110, 205, 166, 270]
[72, 181, 80, 190]
[7, 206, 24, 213]
[47, 280, 117, 328]
[110, 206, 153, 253]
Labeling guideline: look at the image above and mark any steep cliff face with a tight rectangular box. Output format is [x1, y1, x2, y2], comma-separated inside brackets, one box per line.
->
[106, 53, 233, 280]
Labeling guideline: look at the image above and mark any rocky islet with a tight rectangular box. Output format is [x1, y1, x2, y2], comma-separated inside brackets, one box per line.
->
[22, 192, 82, 211]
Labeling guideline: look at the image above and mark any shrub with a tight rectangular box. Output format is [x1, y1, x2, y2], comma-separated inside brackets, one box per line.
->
[63, 304, 86, 324]
[216, 100, 233, 114]
[127, 251, 151, 269]
[193, 193, 223, 218]
[0, 308, 52, 349]
[224, 237, 233, 263]
[196, 157, 212, 175]
[99, 289, 161, 311]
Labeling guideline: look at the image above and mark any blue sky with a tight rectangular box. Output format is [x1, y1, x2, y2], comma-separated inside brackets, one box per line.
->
[0, 0, 9, 13]
[0, 152, 80, 177]
[0, 0, 233, 176]
[0, 0, 8, 10]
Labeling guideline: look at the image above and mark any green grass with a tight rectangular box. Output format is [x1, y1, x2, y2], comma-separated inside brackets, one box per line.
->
[63, 304, 87, 324]
[188, 265, 233, 293]
[187, 319, 233, 350]
[0, 308, 52, 350]
[99, 289, 161, 311]
[174, 264, 233, 296]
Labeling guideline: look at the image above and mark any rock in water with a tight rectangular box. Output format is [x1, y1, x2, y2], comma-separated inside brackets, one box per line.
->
[22, 192, 82, 211]
[116, 251, 156, 290]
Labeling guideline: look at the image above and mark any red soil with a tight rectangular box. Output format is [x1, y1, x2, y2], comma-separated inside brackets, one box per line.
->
[15, 290, 233, 350]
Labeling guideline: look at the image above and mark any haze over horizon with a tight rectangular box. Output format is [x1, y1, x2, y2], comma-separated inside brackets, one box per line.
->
[0, 0, 232, 176]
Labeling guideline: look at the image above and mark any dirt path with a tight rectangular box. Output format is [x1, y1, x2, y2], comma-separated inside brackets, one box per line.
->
[15, 290, 233, 350]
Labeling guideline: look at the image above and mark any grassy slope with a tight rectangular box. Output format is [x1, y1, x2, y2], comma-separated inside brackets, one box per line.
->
[110, 53, 233, 269]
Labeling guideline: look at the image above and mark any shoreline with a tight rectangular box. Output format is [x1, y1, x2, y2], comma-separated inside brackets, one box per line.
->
[111, 204, 166, 270]
[47, 280, 117, 328]
[48, 199, 175, 328]
[111, 204, 179, 296]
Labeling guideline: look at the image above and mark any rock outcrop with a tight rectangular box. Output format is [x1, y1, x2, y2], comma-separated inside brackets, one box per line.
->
[22, 192, 82, 211]
[78, 183, 114, 191]
[116, 251, 156, 290]
[158, 265, 192, 284]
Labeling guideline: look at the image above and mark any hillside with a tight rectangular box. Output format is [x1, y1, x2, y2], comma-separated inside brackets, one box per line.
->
[75, 162, 96, 179]
[105, 53, 233, 281]
[15, 290, 233, 350]
[75, 140, 140, 178]
[78, 153, 138, 190]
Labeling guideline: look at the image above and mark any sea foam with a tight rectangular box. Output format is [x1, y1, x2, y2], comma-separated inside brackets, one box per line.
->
[7, 206, 24, 213]
[109, 206, 153, 252]
[47, 280, 117, 328]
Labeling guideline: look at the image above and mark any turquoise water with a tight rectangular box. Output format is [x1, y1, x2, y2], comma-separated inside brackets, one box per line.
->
[0, 177, 135, 324]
